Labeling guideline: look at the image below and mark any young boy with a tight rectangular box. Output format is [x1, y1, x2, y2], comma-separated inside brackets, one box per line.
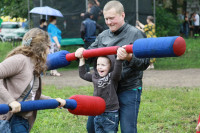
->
[76, 49, 123, 133]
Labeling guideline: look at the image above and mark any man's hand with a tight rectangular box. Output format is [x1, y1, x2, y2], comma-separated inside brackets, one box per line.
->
[117, 46, 132, 61]
[75, 47, 85, 58]
[9, 101, 21, 113]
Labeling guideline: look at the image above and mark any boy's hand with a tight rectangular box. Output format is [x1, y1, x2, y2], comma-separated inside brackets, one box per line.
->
[56, 98, 66, 108]
[75, 47, 85, 58]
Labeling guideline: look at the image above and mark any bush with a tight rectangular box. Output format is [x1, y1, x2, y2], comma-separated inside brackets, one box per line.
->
[156, 7, 181, 37]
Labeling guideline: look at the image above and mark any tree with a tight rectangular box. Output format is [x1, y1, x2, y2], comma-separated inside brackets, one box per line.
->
[0, 0, 33, 18]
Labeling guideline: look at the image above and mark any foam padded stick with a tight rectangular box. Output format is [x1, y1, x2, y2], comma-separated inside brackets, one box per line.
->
[0, 95, 106, 116]
[47, 50, 70, 70]
[68, 95, 106, 116]
[131, 36, 186, 58]
[46, 36, 186, 70]
[66, 46, 119, 62]
[197, 114, 200, 133]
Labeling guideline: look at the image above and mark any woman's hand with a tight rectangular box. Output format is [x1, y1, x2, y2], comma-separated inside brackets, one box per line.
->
[56, 98, 66, 108]
[9, 101, 21, 113]
[57, 44, 61, 49]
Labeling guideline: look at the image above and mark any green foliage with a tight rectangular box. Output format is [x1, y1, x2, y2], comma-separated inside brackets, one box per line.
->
[156, 7, 181, 37]
[31, 86, 200, 132]
[0, 0, 33, 18]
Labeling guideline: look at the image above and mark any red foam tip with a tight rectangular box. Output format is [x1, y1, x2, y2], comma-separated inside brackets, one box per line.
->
[197, 114, 200, 133]
[68, 95, 106, 116]
[66, 53, 77, 62]
[173, 37, 186, 56]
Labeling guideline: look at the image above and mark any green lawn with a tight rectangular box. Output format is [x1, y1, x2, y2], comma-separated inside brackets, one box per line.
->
[31, 86, 200, 133]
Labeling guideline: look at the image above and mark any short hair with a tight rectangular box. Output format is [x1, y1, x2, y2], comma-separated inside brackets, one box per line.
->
[103, 0, 124, 14]
[147, 16, 154, 23]
[40, 19, 46, 25]
[49, 16, 56, 23]
[84, 12, 92, 19]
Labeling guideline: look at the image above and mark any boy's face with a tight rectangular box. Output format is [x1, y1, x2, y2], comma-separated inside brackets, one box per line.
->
[96, 57, 111, 77]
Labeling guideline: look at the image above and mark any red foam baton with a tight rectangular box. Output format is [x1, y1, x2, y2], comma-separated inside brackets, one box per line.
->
[197, 114, 200, 133]
[66, 46, 119, 61]
[68, 95, 106, 116]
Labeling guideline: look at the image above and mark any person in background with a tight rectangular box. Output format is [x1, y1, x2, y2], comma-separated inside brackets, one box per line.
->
[80, 12, 103, 49]
[47, 16, 62, 76]
[183, 12, 189, 39]
[80, 12, 103, 72]
[81, 0, 102, 23]
[193, 12, 199, 38]
[189, 13, 195, 38]
[39, 19, 47, 31]
[0, 28, 66, 133]
[136, 16, 156, 69]
[75, 1, 150, 132]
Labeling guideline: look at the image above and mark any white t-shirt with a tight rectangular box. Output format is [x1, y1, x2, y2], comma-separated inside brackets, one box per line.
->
[194, 14, 199, 26]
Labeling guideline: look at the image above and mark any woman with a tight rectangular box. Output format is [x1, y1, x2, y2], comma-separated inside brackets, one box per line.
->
[136, 16, 156, 69]
[47, 16, 62, 76]
[0, 28, 66, 133]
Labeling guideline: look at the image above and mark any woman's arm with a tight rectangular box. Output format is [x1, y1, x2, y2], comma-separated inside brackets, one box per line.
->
[53, 36, 61, 49]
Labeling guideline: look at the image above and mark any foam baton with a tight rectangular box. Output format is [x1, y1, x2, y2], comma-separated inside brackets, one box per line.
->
[47, 36, 186, 70]
[0, 95, 106, 116]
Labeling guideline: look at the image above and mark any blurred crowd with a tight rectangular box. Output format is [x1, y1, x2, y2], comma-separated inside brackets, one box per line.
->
[179, 11, 200, 39]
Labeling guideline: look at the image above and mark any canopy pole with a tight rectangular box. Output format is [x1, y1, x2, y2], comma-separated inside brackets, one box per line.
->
[136, 0, 139, 21]
[40, 0, 43, 19]
[86, 0, 88, 12]
[153, 0, 156, 25]
[28, 0, 30, 29]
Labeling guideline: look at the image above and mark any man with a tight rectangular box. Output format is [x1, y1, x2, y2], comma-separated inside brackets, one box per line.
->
[76, 1, 149, 133]
[39, 19, 47, 31]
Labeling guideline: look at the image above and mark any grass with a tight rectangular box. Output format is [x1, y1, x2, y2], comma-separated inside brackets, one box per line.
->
[0, 38, 200, 70]
[30, 86, 200, 133]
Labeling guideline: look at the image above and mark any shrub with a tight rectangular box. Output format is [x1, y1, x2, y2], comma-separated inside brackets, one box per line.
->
[156, 7, 181, 37]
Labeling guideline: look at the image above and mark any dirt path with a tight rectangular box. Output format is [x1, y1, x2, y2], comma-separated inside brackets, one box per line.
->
[42, 69, 200, 89]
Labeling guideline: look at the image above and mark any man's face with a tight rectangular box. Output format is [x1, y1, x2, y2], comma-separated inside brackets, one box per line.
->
[103, 8, 125, 32]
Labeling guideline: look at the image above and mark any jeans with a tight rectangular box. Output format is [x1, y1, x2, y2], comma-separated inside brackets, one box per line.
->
[118, 88, 142, 133]
[10, 115, 29, 133]
[87, 116, 95, 133]
[94, 112, 119, 133]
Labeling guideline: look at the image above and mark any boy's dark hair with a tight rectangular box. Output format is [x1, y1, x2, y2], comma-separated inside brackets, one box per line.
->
[49, 16, 57, 23]
[40, 19, 46, 25]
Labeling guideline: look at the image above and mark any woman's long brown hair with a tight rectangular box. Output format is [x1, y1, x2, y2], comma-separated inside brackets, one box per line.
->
[6, 28, 50, 76]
